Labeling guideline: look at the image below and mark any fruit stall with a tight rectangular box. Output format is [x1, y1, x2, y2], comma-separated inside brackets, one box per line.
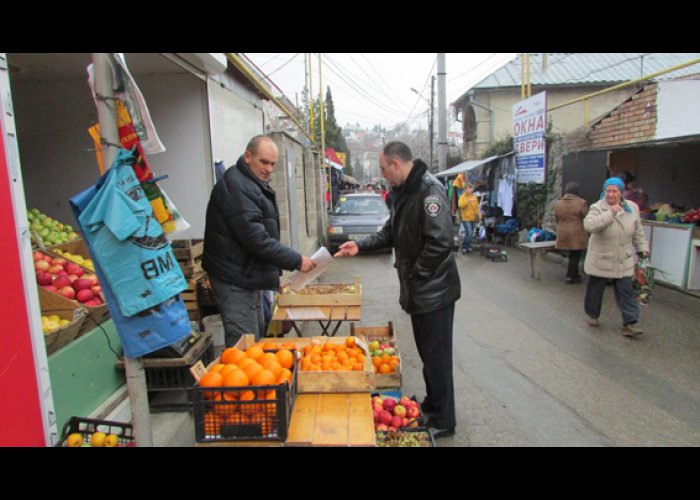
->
[189, 313, 435, 448]
[641, 206, 700, 292]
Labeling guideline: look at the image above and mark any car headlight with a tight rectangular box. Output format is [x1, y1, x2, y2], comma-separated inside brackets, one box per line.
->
[329, 226, 343, 234]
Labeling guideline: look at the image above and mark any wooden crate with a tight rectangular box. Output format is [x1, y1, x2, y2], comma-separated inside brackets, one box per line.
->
[296, 336, 374, 393]
[278, 277, 362, 307]
[286, 393, 376, 447]
[171, 239, 204, 260]
[351, 322, 401, 389]
[172, 239, 204, 277]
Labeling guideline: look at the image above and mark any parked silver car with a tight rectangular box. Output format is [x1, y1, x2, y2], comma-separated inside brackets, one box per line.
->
[327, 193, 390, 253]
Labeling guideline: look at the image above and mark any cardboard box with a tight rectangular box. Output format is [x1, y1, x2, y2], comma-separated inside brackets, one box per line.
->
[38, 287, 87, 355]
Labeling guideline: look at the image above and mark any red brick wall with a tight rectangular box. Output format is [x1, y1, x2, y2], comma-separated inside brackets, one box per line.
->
[589, 83, 657, 148]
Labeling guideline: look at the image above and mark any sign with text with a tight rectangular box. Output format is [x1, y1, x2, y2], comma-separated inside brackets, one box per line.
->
[513, 91, 547, 184]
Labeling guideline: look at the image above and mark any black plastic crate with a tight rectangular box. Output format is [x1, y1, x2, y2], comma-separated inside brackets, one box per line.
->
[56, 417, 134, 447]
[191, 356, 297, 443]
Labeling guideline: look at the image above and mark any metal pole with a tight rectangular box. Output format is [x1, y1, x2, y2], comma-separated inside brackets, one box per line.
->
[91, 53, 153, 447]
[437, 53, 447, 172]
[430, 75, 434, 170]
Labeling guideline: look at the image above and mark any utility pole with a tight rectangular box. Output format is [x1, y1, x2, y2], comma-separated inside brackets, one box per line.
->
[437, 53, 447, 172]
[91, 53, 153, 447]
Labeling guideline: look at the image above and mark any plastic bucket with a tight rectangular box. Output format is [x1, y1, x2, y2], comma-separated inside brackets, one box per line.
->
[202, 314, 225, 348]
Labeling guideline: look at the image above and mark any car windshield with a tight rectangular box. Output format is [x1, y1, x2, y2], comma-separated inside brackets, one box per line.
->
[333, 197, 389, 216]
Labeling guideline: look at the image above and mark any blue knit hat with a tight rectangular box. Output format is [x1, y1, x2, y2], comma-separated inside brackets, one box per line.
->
[601, 177, 631, 212]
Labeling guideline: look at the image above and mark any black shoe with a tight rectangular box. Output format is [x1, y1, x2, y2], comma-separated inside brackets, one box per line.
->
[420, 398, 437, 416]
[428, 426, 456, 439]
[565, 277, 581, 284]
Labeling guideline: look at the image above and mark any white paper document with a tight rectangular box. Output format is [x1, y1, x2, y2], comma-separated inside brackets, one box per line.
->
[287, 246, 333, 291]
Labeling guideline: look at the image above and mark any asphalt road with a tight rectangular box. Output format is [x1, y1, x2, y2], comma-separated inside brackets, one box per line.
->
[312, 244, 700, 447]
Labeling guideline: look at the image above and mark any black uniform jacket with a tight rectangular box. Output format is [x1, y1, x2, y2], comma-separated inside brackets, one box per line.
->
[202, 156, 302, 291]
[358, 160, 461, 314]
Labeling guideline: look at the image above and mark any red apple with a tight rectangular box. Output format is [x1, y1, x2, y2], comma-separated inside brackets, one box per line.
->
[52, 275, 72, 289]
[66, 274, 79, 283]
[33, 251, 45, 262]
[371, 395, 384, 406]
[406, 406, 421, 419]
[51, 257, 68, 267]
[83, 299, 99, 307]
[41, 285, 57, 293]
[65, 263, 84, 277]
[42, 255, 53, 263]
[57, 286, 75, 300]
[402, 417, 409, 427]
[84, 274, 99, 285]
[390, 415, 403, 429]
[48, 264, 65, 274]
[90, 285, 102, 296]
[387, 426, 397, 432]
[35, 260, 50, 272]
[76, 289, 94, 303]
[375, 423, 388, 432]
[378, 410, 393, 425]
[36, 271, 52, 286]
[393, 404, 407, 417]
[399, 396, 412, 408]
[73, 278, 93, 291]
[382, 398, 397, 413]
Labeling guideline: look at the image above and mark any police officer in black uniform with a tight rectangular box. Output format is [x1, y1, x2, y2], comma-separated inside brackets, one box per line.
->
[334, 141, 461, 439]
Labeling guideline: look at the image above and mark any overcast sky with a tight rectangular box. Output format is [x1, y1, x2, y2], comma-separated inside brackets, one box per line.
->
[243, 53, 517, 131]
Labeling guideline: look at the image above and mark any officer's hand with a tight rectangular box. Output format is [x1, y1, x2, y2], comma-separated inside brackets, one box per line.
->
[334, 241, 359, 257]
[299, 256, 317, 272]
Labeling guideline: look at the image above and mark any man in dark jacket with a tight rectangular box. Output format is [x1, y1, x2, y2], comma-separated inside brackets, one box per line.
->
[203, 135, 315, 346]
[334, 141, 461, 439]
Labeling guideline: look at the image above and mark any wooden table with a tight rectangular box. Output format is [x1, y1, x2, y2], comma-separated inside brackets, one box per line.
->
[286, 393, 376, 447]
[517, 241, 557, 280]
[271, 304, 361, 337]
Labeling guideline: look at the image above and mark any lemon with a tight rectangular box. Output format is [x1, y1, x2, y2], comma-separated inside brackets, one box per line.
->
[104, 434, 119, 447]
[66, 433, 83, 447]
[90, 431, 107, 447]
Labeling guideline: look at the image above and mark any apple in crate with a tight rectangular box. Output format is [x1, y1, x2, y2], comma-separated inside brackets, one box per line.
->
[76, 289, 94, 303]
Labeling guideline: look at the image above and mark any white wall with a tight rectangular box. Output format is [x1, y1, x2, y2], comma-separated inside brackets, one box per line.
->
[136, 73, 211, 238]
[207, 80, 264, 169]
[656, 80, 700, 140]
[12, 77, 102, 226]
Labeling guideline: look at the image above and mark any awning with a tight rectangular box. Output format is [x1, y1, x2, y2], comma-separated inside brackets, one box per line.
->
[324, 159, 344, 170]
[435, 152, 514, 177]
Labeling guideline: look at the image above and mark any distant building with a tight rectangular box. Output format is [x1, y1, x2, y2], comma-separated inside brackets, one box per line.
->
[452, 53, 700, 159]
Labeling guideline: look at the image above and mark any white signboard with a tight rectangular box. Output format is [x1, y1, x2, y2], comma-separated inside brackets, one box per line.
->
[513, 91, 547, 184]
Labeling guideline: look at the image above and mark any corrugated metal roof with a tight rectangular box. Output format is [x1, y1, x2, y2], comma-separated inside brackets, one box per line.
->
[473, 53, 700, 89]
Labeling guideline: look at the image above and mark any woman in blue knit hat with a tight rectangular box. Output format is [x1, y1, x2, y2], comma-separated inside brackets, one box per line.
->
[583, 177, 650, 337]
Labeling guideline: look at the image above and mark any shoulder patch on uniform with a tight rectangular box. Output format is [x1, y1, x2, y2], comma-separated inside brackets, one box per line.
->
[424, 195, 443, 218]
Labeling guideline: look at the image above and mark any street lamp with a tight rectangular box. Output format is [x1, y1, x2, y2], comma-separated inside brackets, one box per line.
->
[411, 77, 434, 169]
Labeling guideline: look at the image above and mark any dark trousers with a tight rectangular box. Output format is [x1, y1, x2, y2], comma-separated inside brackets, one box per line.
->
[567, 250, 582, 279]
[584, 275, 639, 326]
[209, 274, 265, 346]
[410, 303, 456, 429]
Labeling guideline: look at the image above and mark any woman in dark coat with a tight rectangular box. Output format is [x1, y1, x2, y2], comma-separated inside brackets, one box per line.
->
[554, 182, 589, 284]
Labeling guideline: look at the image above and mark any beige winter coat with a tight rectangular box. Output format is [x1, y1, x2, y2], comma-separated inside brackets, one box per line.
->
[583, 199, 650, 279]
[554, 194, 589, 250]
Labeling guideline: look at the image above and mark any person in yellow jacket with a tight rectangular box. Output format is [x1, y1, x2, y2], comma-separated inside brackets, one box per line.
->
[457, 183, 481, 254]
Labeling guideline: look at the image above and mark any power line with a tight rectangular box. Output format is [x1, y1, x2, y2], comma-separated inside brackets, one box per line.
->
[267, 53, 300, 77]
[320, 53, 410, 117]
